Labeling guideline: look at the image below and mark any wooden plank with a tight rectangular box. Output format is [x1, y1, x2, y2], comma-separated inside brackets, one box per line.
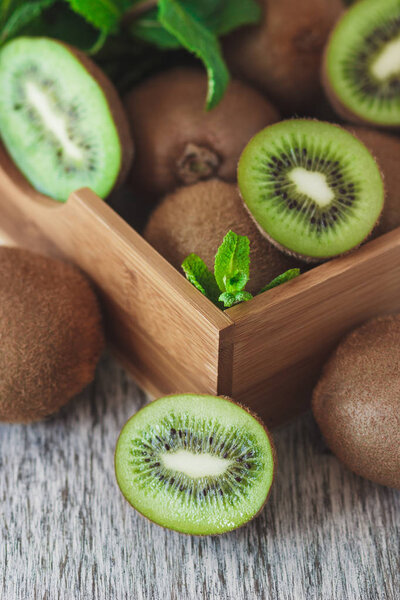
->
[0, 145, 234, 397]
[1, 355, 399, 600]
[227, 228, 400, 426]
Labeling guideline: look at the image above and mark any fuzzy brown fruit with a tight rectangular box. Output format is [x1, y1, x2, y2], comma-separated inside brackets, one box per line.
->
[143, 179, 300, 295]
[0, 247, 104, 422]
[345, 126, 400, 237]
[124, 67, 279, 201]
[223, 0, 344, 115]
[312, 315, 400, 489]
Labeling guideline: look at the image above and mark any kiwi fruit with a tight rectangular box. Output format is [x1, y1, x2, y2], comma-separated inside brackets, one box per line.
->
[237, 119, 384, 261]
[0, 37, 134, 203]
[312, 315, 400, 489]
[223, 0, 344, 115]
[323, 0, 400, 128]
[344, 126, 400, 236]
[0, 247, 104, 422]
[144, 179, 300, 295]
[124, 67, 279, 201]
[115, 393, 275, 535]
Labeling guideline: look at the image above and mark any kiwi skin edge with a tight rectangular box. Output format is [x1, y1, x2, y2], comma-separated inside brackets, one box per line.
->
[114, 394, 276, 536]
[59, 41, 134, 190]
[237, 120, 386, 263]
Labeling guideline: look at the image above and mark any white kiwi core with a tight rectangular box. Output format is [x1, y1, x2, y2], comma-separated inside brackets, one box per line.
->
[371, 36, 400, 81]
[288, 167, 334, 207]
[161, 449, 231, 478]
[25, 81, 84, 161]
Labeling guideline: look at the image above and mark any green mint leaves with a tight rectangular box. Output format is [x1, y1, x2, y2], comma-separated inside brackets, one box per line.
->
[181, 253, 221, 305]
[182, 231, 301, 310]
[0, 0, 260, 108]
[259, 269, 301, 293]
[158, 0, 228, 110]
[214, 230, 252, 305]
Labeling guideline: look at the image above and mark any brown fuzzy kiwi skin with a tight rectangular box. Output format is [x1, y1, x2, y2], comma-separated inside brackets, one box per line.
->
[0, 247, 105, 423]
[343, 126, 400, 237]
[223, 0, 344, 116]
[58, 40, 134, 189]
[124, 67, 279, 202]
[114, 393, 276, 536]
[143, 179, 301, 295]
[312, 315, 400, 489]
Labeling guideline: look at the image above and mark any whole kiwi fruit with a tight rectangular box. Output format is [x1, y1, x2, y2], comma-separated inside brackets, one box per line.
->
[124, 67, 279, 201]
[223, 0, 344, 115]
[312, 315, 400, 489]
[344, 126, 400, 237]
[143, 179, 300, 295]
[0, 247, 104, 422]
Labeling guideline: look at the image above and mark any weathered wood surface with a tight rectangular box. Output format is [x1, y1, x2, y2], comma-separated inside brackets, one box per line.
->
[1, 355, 399, 600]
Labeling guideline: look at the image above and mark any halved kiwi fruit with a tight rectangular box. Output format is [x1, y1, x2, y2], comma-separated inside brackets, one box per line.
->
[238, 120, 384, 261]
[115, 394, 275, 535]
[323, 0, 400, 127]
[0, 37, 133, 202]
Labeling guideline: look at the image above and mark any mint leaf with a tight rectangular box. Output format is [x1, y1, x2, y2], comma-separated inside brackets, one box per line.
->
[130, 6, 181, 48]
[259, 268, 301, 293]
[182, 253, 221, 304]
[194, 0, 261, 36]
[214, 230, 250, 294]
[158, 0, 229, 109]
[0, 0, 56, 43]
[65, 0, 129, 33]
[219, 290, 252, 308]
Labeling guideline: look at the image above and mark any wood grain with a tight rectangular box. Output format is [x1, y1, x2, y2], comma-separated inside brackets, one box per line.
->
[2, 144, 400, 427]
[226, 228, 400, 426]
[0, 145, 233, 398]
[1, 355, 399, 600]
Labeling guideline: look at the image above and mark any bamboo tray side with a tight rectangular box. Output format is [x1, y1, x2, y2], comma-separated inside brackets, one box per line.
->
[1, 143, 400, 427]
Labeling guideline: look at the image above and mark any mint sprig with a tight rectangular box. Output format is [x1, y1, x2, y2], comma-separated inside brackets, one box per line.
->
[182, 231, 301, 310]
[181, 253, 221, 305]
[259, 269, 301, 293]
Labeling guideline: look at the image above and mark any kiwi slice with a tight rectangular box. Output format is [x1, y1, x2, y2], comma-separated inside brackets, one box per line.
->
[115, 394, 275, 535]
[238, 120, 384, 261]
[324, 0, 400, 127]
[0, 37, 133, 202]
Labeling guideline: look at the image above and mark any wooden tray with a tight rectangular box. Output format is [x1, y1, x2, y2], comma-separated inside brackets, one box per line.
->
[1, 143, 400, 427]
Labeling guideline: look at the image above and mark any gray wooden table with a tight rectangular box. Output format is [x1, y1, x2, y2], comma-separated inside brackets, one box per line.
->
[1, 354, 399, 600]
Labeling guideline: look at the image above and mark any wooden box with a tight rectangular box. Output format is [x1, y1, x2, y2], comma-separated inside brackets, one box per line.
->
[1, 144, 400, 427]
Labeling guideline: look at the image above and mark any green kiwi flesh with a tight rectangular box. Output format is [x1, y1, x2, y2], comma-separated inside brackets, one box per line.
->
[324, 0, 400, 127]
[0, 37, 133, 202]
[115, 394, 275, 535]
[312, 315, 400, 489]
[0, 247, 104, 423]
[238, 120, 384, 261]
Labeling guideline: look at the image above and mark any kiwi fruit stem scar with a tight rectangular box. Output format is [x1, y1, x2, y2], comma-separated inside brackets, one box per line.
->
[323, 0, 400, 128]
[115, 394, 275, 535]
[237, 119, 384, 261]
[0, 37, 133, 202]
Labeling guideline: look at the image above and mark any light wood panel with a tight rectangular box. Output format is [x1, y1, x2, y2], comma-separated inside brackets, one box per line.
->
[227, 228, 400, 425]
[0, 145, 234, 398]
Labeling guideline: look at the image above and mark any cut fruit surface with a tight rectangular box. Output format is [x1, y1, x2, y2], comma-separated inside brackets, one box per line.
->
[238, 120, 384, 260]
[115, 394, 275, 535]
[0, 37, 131, 202]
[324, 0, 400, 127]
